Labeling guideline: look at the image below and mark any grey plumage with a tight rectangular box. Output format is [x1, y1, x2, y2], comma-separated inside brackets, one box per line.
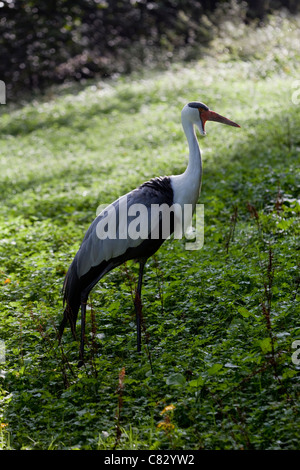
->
[59, 176, 174, 358]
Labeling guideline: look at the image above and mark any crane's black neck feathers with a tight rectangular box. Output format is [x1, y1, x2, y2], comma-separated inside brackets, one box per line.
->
[139, 176, 173, 206]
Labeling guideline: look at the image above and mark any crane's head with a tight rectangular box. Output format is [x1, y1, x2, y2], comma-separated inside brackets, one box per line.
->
[182, 101, 240, 136]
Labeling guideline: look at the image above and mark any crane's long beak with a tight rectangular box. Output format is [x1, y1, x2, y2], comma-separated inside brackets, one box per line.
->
[201, 109, 240, 131]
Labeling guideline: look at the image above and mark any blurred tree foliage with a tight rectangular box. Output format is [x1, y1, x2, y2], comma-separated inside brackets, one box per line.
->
[0, 0, 299, 99]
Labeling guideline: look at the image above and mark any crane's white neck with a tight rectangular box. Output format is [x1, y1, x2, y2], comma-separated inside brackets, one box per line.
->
[182, 118, 202, 181]
[171, 118, 202, 210]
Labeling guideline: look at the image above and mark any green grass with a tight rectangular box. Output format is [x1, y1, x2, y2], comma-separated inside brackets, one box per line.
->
[0, 14, 300, 450]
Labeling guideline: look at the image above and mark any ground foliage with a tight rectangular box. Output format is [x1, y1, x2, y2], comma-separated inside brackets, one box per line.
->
[0, 13, 300, 450]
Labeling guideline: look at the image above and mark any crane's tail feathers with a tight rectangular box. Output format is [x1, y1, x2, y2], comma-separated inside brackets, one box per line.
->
[58, 315, 67, 343]
[58, 307, 77, 342]
[59, 259, 81, 341]
[59, 256, 116, 343]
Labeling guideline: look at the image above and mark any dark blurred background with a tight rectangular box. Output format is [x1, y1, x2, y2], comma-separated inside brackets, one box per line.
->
[1, 0, 299, 100]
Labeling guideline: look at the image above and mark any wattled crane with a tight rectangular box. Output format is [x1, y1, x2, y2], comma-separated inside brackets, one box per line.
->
[58, 101, 240, 364]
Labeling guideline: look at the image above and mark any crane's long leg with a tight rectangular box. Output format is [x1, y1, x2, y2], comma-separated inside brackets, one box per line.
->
[134, 260, 146, 353]
[78, 301, 87, 366]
